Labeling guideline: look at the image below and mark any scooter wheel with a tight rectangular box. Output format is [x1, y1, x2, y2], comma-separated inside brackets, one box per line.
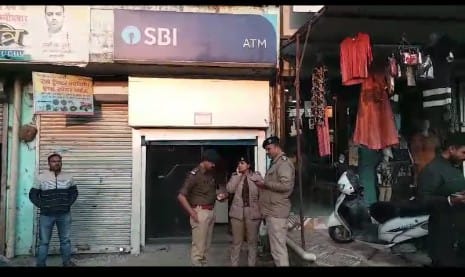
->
[328, 226, 353, 243]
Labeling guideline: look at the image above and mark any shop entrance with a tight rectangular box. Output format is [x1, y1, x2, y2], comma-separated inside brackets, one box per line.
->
[145, 140, 256, 240]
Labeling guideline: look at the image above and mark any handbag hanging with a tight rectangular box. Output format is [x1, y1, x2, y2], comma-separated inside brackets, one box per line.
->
[398, 34, 421, 66]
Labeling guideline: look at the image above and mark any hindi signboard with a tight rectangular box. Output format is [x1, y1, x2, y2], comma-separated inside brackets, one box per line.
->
[33, 72, 94, 115]
[0, 5, 90, 66]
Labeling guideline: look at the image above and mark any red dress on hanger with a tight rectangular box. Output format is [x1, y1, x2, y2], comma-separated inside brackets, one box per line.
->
[353, 71, 399, 150]
[340, 33, 373, 86]
[317, 113, 331, 157]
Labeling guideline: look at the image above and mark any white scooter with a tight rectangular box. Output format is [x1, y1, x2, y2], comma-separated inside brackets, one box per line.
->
[327, 171, 429, 254]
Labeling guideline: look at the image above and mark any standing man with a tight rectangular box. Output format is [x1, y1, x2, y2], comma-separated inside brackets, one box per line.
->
[254, 136, 295, 266]
[177, 149, 226, 266]
[29, 153, 78, 267]
[418, 133, 465, 267]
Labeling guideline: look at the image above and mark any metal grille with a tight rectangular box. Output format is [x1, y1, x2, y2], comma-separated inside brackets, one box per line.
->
[36, 104, 132, 254]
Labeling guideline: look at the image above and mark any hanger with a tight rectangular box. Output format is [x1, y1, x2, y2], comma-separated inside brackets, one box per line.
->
[428, 32, 441, 47]
[398, 33, 410, 52]
[397, 33, 419, 54]
[350, 32, 359, 40]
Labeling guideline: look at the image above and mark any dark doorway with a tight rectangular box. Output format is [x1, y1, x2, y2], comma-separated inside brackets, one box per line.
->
[145, 140, 256, 240]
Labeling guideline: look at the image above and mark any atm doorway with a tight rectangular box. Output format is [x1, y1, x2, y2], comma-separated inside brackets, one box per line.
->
[145, 140, 256, 240]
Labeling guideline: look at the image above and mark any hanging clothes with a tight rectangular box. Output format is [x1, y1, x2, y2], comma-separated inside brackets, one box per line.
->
[390, 92, 401, 131]
[422, 35, 455, 131]
[450, 85, 460, 133]
[309, 64, 331, 157]
[376, 160, 394, 202]
[410, 132, 440, 176]
[340, 32, 373, 86]
[353, 71, 399, 150]
[317, 112, 331, 157]
[309, 64, 329, 130]
[348, 138, 359, 167]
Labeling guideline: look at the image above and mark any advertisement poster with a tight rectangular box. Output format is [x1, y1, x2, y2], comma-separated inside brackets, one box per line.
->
[89, 9, 113, 63]
[33, 72, 94, 115]
[0, 5, 90, 65]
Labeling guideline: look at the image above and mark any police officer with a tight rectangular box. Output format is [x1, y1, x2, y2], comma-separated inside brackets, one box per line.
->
[254, 136, 295, 266]
[226, 156, 264, 266]
[177, 149, 226, 266]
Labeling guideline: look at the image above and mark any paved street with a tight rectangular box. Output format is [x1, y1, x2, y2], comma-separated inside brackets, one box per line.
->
[288, 228, 430, 267]
[2, 225, 274, 267]
[1, 225, 429, 267]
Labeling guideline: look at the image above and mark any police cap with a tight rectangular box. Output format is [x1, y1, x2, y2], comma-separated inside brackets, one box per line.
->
[444, 132, 465, 149]
[238, 156, 251, 164]
[262, 136, 280, 149]
[202, 149, 221, 164]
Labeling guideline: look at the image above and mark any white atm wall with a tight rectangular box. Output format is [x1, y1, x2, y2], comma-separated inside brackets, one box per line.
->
[128, 77, 270, 128]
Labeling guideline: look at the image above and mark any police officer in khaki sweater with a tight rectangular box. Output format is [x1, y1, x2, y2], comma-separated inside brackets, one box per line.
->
[177, 149, 227, 266]
[226, 157, 264, 266]
[254, 136, 295, 266]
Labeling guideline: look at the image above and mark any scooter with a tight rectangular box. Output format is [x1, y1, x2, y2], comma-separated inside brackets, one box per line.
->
[327, 171, 430, 254]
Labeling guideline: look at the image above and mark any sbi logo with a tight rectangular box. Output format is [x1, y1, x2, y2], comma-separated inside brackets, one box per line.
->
[121, 25, 178, 46]
[121, 26, 141, 45]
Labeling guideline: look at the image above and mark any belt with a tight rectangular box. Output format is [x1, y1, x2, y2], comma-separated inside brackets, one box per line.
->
[192, 204, 214, 210]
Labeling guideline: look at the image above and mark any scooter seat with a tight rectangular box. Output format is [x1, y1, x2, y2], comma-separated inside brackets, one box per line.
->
[370, 202, 399, 223]
[369, 201, 429, 224]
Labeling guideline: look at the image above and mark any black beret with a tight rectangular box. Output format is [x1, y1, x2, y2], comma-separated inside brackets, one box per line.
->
[202, 149, 221, 164]
[444, 133, 465, 148]
[262, 136, 280, 149]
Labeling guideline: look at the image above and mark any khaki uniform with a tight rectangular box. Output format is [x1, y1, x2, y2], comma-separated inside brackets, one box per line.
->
[226, 171, 264, 266]
[259, 153, 295, 266]
[179, 166, 217, 266]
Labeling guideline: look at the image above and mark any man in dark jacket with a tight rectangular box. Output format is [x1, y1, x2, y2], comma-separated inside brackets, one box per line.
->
[29, 153, 78, 267]
[418, 133, 465, 267]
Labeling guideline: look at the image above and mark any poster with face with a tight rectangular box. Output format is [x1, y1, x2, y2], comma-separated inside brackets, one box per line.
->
[0, 5, 90, 66]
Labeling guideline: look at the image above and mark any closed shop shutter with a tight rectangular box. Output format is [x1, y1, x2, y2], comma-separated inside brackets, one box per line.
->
[35, 104, 132, 254]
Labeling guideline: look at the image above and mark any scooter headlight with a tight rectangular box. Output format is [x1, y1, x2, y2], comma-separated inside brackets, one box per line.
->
[337, 172, 354, 194]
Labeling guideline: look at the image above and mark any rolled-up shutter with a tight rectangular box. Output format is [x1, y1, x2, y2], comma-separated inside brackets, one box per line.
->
[36, 104, 132, 254]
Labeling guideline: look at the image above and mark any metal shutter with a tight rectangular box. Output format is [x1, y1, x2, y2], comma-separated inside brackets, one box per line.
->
[36, 104, 132, 254]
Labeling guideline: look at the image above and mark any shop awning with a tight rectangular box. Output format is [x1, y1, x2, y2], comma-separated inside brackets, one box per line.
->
[281, 5, 465, 253]
[281, 5, 465, 76]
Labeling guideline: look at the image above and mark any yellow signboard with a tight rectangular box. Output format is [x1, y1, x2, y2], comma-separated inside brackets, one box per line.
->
[33, 72, 94, 115]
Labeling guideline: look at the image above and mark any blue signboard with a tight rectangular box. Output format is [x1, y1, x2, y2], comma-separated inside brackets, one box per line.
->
[114, 9, 277, 65]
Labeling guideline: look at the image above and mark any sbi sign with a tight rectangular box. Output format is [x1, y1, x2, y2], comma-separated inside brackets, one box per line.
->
[121, 25, 178, 46]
